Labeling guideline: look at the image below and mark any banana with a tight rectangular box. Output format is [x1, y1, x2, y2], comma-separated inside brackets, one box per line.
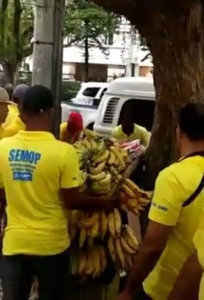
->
[83, 138, 92, 150]
[69, 226, 77, 241]
[124, 225, 139, 251]
[97, 173, 112, 186]
[108, 236, 116, 262]
[88, 171, 106, 181]
[89, 220, 99, 238]
[138, 197, 151, 205]
[127, 198, 138, 209]
[78, 251, 87, 274]
[120, 235, 136, 255]
[91, 182, 111, 194]
[110, 146, 125, 164]
[100, 211, 108, 239]
[124, 178, 140, 191]
[131, 207, 140, 215]
[83, 128, 99, 138]
[107, 151, 116, 165]
[121, 183, 136, 198]
[107, 212, 117, 237]
[114, 238, 126, 269]
[109, 166, 119, 176]
[77, 211, 99, 229]
[92, 247, 101, 277]
[99, 246, 107, 272]
[89, 139, 98, 151]
[85, 250, 94, 275]
[89, 161, 106, 175]
[113, 209, 122, 237]
[93, 150, 110, 164]
[79, 228, 86, 247]
[79, 184, 87, 192]
[87, 238, 94, 247]
[120, 203, 129, 212]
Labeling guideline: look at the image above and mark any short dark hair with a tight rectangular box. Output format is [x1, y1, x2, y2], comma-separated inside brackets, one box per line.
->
[22, 85, 54, 115]
[179, 103, 204, 140]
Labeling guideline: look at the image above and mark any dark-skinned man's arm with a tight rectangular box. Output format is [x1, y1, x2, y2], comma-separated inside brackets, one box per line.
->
[118, 168, 184, 299]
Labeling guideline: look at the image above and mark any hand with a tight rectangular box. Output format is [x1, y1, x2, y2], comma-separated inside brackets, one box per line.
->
[118, 291, 132, 300]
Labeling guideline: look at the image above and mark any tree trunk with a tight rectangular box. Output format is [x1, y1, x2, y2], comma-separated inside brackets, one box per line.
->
[84, 20, 89, 82]
[2, 61, 15, 84]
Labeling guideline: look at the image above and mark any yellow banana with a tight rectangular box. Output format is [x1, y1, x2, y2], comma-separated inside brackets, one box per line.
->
[120, 235, 136, 255]
[89, 139, 98, 150]
[114, 238, 126, 269]
[138, 197, 151, 205]
[87, 238, 94, 247]
[121, 183, 135, 198]
[93, 150, 110, 164]
[69, 226, 77, 241]
[108, 236, 116, 262]
[83, 138, 92, 150]
[120, 203, 129, 212]
[92, 247, 101, 277]
[89, 220, 100, 238]
[124, 178, 140, 191]
[88, 171, 107, 181]
[98, 246, 107, 272]
[89, 161, 106, 175]
[78, 251, 87, 274]
[79, 228, 86, 248]
[107, 212, 117, 237]
[131, 207, 140, 215]
[77, 211, 99, 229]
[85, 250, 94, 275]
[100, 211, 108, 240]
[91, 182, 111, 194]
[127, 198, 138, 209]
[107, 151, 116, 165]
[83, 128, 98, 138]
[97, 173, 112, 186]
[110, 146, 124, 164]
[113, 209, 122, 237]
[124, 225, 139, 251]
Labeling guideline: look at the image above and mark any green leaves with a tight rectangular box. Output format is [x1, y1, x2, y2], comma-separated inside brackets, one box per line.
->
[0, 0, 33, 69]
[64, 0, 120, 47]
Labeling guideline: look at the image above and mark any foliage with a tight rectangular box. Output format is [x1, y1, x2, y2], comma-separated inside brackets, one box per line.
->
[0, 0, 33, 81]
[64, 0, 120, 49]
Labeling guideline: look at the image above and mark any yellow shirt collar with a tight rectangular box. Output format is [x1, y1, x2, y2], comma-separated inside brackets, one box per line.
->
[15, 131, 55, 141]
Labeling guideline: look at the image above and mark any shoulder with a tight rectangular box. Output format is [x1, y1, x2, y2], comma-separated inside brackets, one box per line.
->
[157, 160, 203, 193]
[54, 140, 77, 156]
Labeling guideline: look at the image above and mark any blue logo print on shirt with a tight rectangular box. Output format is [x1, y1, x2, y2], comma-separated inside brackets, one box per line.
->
[9, 149, 41, 181]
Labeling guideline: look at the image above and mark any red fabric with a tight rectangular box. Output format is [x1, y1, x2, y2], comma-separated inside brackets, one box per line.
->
[68, 112, 83, 134]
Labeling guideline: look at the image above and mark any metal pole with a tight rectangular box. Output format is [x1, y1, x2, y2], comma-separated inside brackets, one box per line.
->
[51, 0, 65, 139]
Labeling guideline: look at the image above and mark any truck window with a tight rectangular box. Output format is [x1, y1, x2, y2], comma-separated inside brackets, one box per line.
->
[83, 87, 100, 97]
[118, 99, 155, 131]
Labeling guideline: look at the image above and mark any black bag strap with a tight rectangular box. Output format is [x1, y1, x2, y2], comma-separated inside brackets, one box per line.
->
[180, 151, 204, 207]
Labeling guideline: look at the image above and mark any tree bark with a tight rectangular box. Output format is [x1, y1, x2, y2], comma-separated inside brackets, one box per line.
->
[142, 2, 204, 187]
[2, 61, 16, 84]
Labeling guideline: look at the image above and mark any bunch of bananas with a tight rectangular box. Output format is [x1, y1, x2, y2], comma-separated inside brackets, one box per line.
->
[120, 178, 152, 215]
[69, 245, 107, 278]
[68, 208, 139, 275]
[74, 129, 130, 195]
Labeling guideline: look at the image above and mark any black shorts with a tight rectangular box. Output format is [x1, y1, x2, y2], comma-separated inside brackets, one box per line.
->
[0, 251, 69, 300]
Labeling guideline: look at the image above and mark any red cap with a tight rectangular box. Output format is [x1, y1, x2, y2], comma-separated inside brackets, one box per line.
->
[68, 111, 83, 133]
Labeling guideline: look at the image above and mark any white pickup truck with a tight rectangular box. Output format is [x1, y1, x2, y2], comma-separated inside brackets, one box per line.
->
[61, 101, 98, 129]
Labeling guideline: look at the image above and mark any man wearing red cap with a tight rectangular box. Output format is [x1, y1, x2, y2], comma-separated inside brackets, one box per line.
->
[60, 111, 83, 144]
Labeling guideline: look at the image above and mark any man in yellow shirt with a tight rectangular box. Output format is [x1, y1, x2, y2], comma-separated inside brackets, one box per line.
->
[0, 85, 115, 300]
[2, 84, 28, 137]
[118, 103, 204, 300]
[168, 210, 204, 300]
[112, 110, 150, 146]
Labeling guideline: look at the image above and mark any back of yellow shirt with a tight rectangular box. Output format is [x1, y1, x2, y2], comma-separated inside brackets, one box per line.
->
[143, 156, 204, 300]
[112, 124, 150, 146]
[0, 131, 80, 255]
[3, 103, 19, 129]
[194, 209, 204, 300]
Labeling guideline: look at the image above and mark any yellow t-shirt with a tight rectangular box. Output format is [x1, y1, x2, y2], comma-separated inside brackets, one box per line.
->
[0, 131, 80, 255]
[194, 209, 204, 300]
[3, 103, 19, 129]
[2, 116, 25, 138]
[112, 124, 150, 146]
[143, 155, 204, 300]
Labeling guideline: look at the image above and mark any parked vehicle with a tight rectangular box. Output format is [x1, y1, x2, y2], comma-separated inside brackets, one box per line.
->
[94, 77, 155, 137]
[61, 101, 97, 129]
[71, 82, 108, 105]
